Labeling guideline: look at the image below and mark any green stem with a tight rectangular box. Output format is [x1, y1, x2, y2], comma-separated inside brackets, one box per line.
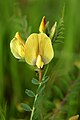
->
[30, 94, 38, 120]
[39, 69, 42, 82]
[30, 69, 42, 120]
[30, 65, 49, 120]
[30, 83, 42, 120]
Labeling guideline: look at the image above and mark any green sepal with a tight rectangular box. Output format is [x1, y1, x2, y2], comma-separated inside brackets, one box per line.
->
[25, 89, 35, 97]
[20, 103, 32, 111]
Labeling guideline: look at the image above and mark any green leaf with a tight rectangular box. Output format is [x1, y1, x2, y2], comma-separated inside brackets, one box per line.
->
[37, 84, 45, 94]
[32, 78, 39, 85]
[53, 17, 64, 44]
[56, 36, 64, 40]
[42, 76, 49, 84]
[54, 40, 64, 44]
[25, 89, 35, 97]
[20, 103, 32, 111]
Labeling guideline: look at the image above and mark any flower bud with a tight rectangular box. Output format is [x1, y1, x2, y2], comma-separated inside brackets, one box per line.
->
[10, 32, 25, 59]
[39, 16, 46, 33]
[49, 22, 57, 40]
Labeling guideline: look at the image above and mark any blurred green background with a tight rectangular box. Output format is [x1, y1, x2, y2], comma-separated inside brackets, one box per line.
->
[0, 0, 80, 120]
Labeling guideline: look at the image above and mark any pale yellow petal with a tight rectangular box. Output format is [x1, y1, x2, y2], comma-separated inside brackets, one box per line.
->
[10, 32, 25, 59]
[25, 33, 39, 65]
[38, 33, 54, 64]
[25, 33, 54, 66]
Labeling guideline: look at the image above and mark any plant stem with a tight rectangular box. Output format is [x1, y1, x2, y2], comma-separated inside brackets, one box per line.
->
[39, 68, 42, 82]
[30, 69, 43, 120]
[30, 94, 38, 120]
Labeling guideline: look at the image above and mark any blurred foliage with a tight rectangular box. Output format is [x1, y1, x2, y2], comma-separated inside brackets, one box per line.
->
[0, 0, 80, 120]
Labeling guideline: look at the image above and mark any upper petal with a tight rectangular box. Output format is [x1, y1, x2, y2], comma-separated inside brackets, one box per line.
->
[10, 32, 25, 59]
[25, 33, 39, 65]
[38, 33, 54, 64]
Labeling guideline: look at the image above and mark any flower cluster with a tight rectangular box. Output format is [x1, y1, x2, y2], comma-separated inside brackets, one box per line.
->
[10, 16, 56, 68]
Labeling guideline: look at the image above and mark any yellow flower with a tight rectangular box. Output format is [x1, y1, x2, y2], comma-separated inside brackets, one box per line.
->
[69, 115, 79, 120]
[10, 32, 25, 59]
[10, 32, 54, 68]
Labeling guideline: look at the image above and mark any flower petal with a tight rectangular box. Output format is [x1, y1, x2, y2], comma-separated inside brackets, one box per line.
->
[36, 55, 44, 68]
[10, 32, 25, 59]
[38, 33, 54, 64]
[25, 33, 39, 65]
[25, 33, 54, 66]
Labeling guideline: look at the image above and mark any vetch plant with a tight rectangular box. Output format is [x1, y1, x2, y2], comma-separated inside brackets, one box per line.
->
[10, 16, 57, 120]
